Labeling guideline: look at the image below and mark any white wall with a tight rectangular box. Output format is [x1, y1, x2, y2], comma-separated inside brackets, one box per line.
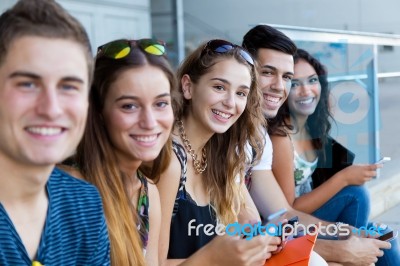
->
[0, 0, 152, 52]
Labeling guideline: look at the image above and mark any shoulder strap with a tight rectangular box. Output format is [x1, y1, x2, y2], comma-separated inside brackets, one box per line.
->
[172, 139, 188, 192]
[171, 139, 189, 215]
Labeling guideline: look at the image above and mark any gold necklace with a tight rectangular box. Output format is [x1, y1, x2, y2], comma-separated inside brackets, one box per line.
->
[177, 120, 207, 174]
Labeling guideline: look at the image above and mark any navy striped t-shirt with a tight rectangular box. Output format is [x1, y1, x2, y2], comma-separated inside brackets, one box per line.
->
[0, 167, 110, 265]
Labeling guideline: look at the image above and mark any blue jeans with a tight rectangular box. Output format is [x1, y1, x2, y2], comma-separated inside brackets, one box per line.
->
[310, 186, 399, 265]
[372, 222, 400, 266]
[311, 185, 370, 228]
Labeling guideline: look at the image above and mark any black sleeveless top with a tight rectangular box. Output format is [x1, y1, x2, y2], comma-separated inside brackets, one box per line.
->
[168, 140, 217, 259]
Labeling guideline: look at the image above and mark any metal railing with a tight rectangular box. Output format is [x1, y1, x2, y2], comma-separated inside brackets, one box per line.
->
[266, 24, 400, 166]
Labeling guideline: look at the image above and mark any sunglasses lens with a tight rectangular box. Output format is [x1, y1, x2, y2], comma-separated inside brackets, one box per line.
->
[204, 39, 254, 66]
[114, 47, 130, 59]
[144, 44, 165, 55]
[100, 41, 131, 59]
[98, 39, 166, 59]
[139, 39, 166, 56]
[214, 44, 234, 53]
[239, 50, 254, 66]
[115, 47, 130, 59]
[207, 40, 233, 53]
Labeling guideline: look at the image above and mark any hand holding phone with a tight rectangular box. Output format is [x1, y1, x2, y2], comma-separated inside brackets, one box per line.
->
[250, 209, 287, 239]
[266, 209, 301, 245]
[378, 230, 398, 242]
[287, 216, 299, 226]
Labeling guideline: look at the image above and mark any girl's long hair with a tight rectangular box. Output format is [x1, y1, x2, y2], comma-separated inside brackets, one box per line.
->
[176, 42, 266, 224]
[75, 41, 178, 266]
[270, 49, 333, 160]
[294, 49, 332, 159]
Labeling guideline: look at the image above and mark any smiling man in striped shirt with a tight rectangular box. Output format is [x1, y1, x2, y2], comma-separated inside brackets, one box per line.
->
[0, 0, 110, 265]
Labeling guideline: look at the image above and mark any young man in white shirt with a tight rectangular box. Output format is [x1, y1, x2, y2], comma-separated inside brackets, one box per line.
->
[242, 24, 393, 265]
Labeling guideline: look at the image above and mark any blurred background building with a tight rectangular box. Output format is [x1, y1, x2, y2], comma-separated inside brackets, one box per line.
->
[1, 0, 400, 68]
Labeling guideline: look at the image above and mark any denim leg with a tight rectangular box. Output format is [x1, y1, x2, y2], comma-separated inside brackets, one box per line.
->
[311, 185, 370, 228]
[370, 222, 400, 266]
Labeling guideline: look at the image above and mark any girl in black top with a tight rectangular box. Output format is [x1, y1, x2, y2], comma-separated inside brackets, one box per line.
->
[157, 39, 281, 265]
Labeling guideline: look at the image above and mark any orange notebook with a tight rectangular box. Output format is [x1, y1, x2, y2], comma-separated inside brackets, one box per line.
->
[264, 234, 318, 266]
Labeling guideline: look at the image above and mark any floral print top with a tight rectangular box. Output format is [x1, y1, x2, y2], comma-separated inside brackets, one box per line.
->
[137, 170, 149, 255]
[294, 150, 318, 197]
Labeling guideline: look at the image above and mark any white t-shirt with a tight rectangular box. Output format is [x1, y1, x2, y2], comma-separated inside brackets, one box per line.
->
[246, 128, 273, 171]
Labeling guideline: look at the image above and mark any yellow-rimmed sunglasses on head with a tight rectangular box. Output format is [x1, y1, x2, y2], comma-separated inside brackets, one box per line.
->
[96, 39, 166, 59]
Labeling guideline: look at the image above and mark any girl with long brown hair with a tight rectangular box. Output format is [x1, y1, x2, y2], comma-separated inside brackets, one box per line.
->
[65, 38, 178, 265]
[157, 39, 281, 265]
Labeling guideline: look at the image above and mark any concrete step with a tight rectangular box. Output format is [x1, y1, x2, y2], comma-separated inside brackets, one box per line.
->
[368, 173, 400, 219]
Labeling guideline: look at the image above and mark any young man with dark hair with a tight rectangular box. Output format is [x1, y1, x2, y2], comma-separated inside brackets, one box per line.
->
[243, 24, 393, 265]
[0, 0, 110, 265]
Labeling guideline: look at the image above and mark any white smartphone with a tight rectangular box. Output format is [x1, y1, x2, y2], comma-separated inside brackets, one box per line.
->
[376, 157, 391, 164]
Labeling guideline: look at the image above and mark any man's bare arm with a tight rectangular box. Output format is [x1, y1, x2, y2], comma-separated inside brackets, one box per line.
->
[250, 169, 391, 264]
[250, 169, 330, 226]
[314, 236, 390, 265]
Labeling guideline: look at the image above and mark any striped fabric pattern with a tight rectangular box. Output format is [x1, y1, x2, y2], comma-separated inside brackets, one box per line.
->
[0, 167, 110, 265]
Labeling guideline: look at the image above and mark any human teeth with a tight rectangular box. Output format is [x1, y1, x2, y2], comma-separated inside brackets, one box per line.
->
[299, 98, 313, 104]
[264, 95, 280, 103]
[212, 110, 231, 119]
[133, 135, 157, 142]
[26, 127, 62, 136]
